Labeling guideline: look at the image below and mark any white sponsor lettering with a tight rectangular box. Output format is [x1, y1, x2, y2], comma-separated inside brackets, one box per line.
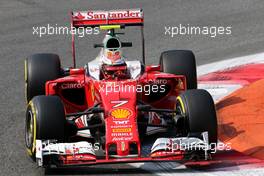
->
[112, 137, 133, 141]
[111, 100, 128, 108]
[113, 120, 129, 125]
[111, 132, 132, 137]
[61, 83, 83, 89]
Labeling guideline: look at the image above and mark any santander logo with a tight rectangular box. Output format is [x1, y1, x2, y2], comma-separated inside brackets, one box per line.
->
[73, 9, 142, 20]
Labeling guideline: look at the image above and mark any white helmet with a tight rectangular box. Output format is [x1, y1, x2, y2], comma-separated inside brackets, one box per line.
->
[100, 35, 125, 65]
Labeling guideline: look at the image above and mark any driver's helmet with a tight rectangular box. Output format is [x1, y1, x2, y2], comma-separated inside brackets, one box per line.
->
[100, 35, 125, 65]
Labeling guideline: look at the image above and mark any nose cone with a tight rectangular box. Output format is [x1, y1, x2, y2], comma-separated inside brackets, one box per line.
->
[95, 80, 140, 158]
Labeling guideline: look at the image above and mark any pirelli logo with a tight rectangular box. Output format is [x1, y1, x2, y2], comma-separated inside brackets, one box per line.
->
[112, 128, 132, 133]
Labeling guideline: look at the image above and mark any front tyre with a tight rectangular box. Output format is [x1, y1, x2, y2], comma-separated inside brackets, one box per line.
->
[176, 89, 217, 145]
[25, 96, 66, 160]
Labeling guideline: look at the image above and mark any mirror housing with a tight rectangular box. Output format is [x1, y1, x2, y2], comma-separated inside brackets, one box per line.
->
[121, 42, 132, 47]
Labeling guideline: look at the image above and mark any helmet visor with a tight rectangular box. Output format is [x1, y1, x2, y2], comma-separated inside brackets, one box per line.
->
[105, 38, 121, 50]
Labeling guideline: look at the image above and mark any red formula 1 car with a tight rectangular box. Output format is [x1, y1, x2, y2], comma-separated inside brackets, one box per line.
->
[24, 9, 217, 167]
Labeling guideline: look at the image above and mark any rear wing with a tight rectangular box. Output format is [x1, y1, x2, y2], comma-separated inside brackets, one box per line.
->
[70, 9, 145, 67]
[71, 9, 143, 27]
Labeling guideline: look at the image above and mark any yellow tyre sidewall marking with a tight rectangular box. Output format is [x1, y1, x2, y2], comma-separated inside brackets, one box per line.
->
[26, 101, 37, 156]
[176, 96, 186, 114]
[24, 60, 27, 82]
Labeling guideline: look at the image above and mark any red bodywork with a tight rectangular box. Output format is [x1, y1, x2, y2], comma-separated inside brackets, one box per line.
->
[45, 65, 186, 165]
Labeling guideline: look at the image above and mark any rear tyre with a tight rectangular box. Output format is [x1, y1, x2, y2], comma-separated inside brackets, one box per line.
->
[25, 53, 61, 102]
[160, 50, 197, 89]
[25, 96, 65, 160]
[176, 89, 217, 145]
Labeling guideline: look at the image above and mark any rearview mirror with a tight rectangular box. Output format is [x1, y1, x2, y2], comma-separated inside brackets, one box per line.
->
[94, 44, 104, 48]
[121, 42, 132, 47]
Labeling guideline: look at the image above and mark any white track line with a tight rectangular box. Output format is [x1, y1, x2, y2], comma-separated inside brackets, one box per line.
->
[197, 52, 264, 76]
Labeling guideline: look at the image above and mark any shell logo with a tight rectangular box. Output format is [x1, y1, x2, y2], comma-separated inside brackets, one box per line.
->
[111, 108, 131, 119]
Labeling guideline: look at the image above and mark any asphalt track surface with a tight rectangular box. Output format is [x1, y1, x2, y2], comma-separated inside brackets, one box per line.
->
[1, 0, 264, 175]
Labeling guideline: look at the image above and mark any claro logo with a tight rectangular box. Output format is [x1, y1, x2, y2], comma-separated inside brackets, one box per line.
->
[61, 83, 84, 89]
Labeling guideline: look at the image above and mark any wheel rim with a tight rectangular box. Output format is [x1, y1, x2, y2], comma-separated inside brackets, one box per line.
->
[25, 110, 34, 149]
[176, 102, 184, 114]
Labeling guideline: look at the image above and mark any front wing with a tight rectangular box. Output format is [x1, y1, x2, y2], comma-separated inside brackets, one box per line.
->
[35, 132, 211, 167]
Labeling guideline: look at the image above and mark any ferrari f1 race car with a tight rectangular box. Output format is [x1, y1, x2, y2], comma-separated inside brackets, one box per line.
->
[24, 9, 217, 167]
